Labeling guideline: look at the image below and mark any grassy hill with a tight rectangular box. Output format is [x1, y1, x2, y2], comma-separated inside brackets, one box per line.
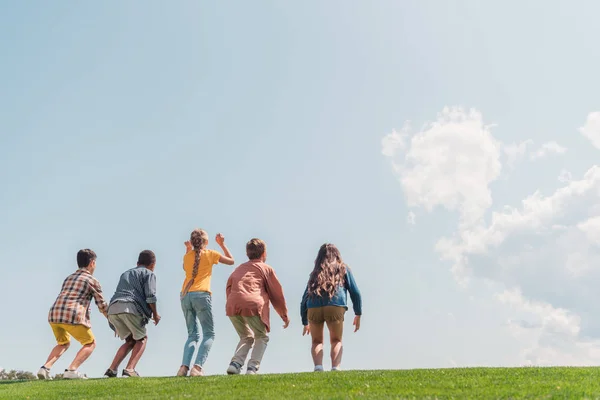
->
[2, 368, 600, 399]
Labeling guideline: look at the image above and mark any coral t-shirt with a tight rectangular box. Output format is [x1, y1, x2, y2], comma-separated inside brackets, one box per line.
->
[181, 249, 221, 294]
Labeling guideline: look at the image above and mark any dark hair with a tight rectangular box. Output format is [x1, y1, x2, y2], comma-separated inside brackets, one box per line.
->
[307, 244, 347, 299]
[246, 238, 266, 260]
[77, 249, 97, 269]
[137, 250, 156, 266]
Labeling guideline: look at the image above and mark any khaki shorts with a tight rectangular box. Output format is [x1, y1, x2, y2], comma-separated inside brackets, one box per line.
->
[50, 323, 95, 346]
[307, 306, 346, 324]
[108, 313, 147, 341]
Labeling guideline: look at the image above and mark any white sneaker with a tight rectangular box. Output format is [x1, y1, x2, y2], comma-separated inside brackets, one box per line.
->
[332, 366, 341, 371]
[63, 370, 88, 379]
[37, 367, 52, 380]
[226, 362, 241, 375]
[314, 365, 324, 372]
[246, 367, 258, 375]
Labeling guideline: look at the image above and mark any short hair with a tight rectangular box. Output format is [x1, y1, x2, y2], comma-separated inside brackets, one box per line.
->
[77, 249, 97, 268]
[246, 238, 266, 260]
[137, 250, 156, 266]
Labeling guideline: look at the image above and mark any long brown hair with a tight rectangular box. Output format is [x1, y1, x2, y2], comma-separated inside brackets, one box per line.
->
[181, 229, 208, 296]
[307, 243, 347, 299]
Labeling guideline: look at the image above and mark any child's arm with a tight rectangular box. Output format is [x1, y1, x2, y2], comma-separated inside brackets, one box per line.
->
[345, 267, 362, 332]
[300, 286, 310, 335]
[215, 233, 235, 265]
[89, 279, 108, 318]
[144, 273, 160, 325]
[265, 268, 290, 328]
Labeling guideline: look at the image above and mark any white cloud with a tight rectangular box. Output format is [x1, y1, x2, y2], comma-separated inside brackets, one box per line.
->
[529, 141, 567, 160]
[381, 124, 409, 157]
[558, 169, 572, 183]
[383, 106, 502, 227]
[580, 112, 600, 150]
[504, 140, 533, 169]
[384, 106, 600, 366]
[407, 211, 416, 225]
[578, 216, 600, 246]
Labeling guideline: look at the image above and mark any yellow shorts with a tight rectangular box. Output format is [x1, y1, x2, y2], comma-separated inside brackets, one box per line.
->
[50, 323, 95, 346]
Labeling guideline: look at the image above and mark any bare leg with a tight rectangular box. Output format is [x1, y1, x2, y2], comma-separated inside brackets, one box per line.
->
[43, 344, 70, 369]
[110, 336, 135, 371]
[68, 342, 96, 370]
[326, 320, 344, 368]
[309, 322, 324, 367]
[125, 337, 147, 370]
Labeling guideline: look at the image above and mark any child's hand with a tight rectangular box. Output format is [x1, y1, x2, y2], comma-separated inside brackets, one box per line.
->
[184, 241, 193, 252]
[353, 315, 361, 332]
[153, 313, 162, 325]
[215, 233, 225, 246]
[302, 325, 310, 336]
[282, 316, 290, 329]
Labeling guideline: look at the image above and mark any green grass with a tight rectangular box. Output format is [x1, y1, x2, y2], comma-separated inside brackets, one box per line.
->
[3, 368, 600, 399]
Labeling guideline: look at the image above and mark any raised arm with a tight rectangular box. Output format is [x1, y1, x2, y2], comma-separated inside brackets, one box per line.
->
[215, 233, 235, 265]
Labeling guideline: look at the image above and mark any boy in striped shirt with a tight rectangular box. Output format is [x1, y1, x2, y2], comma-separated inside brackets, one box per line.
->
[37, 249, 108, 380]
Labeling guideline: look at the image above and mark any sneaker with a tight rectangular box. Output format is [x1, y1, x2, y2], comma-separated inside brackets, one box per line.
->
[226, 362, 242, 375]
[176, 366, 189, 377]
[104, 369, 118, 378]
[246, 367, 258, 375]
[123, 369, 140, 377]
[63, 370, 88, 380]
[314, 365, 324, 372]
[190, 366, 204, 377]
[37, 366, 52, 380]
[332, 366, 341, 371]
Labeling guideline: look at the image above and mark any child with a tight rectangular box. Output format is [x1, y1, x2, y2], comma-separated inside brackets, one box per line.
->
[104, 250, 160, 378]
[177, 229, 235, 377]
[300, 244, 362, 371]
[225, 238, 289, 375]
[38, 249, 108, 380]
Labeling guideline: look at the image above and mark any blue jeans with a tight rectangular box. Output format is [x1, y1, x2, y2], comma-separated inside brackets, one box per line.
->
[181, 292, 214, 368]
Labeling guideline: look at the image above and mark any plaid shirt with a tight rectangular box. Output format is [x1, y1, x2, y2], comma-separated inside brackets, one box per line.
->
[48, 269, 108, 328]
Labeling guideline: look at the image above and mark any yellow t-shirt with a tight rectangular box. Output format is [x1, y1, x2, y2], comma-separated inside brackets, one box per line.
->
[181, 249, 222, 294]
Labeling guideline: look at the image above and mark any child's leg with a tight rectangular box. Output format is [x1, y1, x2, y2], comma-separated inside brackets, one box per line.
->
[325, 319, 344, 369]
[181, 294, 200, 368]
[309, 321, 325, 367]
[193, 294, 215, 368]
[109, 336, 135, 371]
[246, 316, 269, 372]
[229, 316, 254, 367]
[125, 337, 147, 371]
[44, 324, 71, 369]
[66, 325, 97, 371]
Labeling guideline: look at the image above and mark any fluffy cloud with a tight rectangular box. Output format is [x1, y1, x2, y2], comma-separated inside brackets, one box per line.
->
[407, 211, 416, 225]
[384, 107, 600, 365]
[504, 140, 533, 168]
[580, 112, 600, 150]
[383, 107, 502, 227]
[529, 141, 567, 160]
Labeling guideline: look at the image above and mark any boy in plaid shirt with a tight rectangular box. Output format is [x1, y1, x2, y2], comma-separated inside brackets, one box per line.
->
[37, 249, 108, 380]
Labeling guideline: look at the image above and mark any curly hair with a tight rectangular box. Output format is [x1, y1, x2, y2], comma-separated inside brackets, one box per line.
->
[307, 243, 347, 299]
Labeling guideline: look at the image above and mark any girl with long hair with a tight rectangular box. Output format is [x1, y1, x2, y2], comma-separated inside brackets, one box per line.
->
[177, 229, 234, 377]
[300, 243, 362, 371]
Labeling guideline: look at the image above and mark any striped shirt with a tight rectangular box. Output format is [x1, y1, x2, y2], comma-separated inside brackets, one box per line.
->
[48, 269, 108, 328]
[108, 266, 157, 326]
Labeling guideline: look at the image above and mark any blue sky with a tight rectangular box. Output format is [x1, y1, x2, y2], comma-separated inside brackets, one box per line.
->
[2, 1, 600, 376]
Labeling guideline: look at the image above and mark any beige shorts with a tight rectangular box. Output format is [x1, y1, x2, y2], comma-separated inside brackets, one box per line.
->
[108, 313, 147, 341]
[307, 306, 346, 324]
